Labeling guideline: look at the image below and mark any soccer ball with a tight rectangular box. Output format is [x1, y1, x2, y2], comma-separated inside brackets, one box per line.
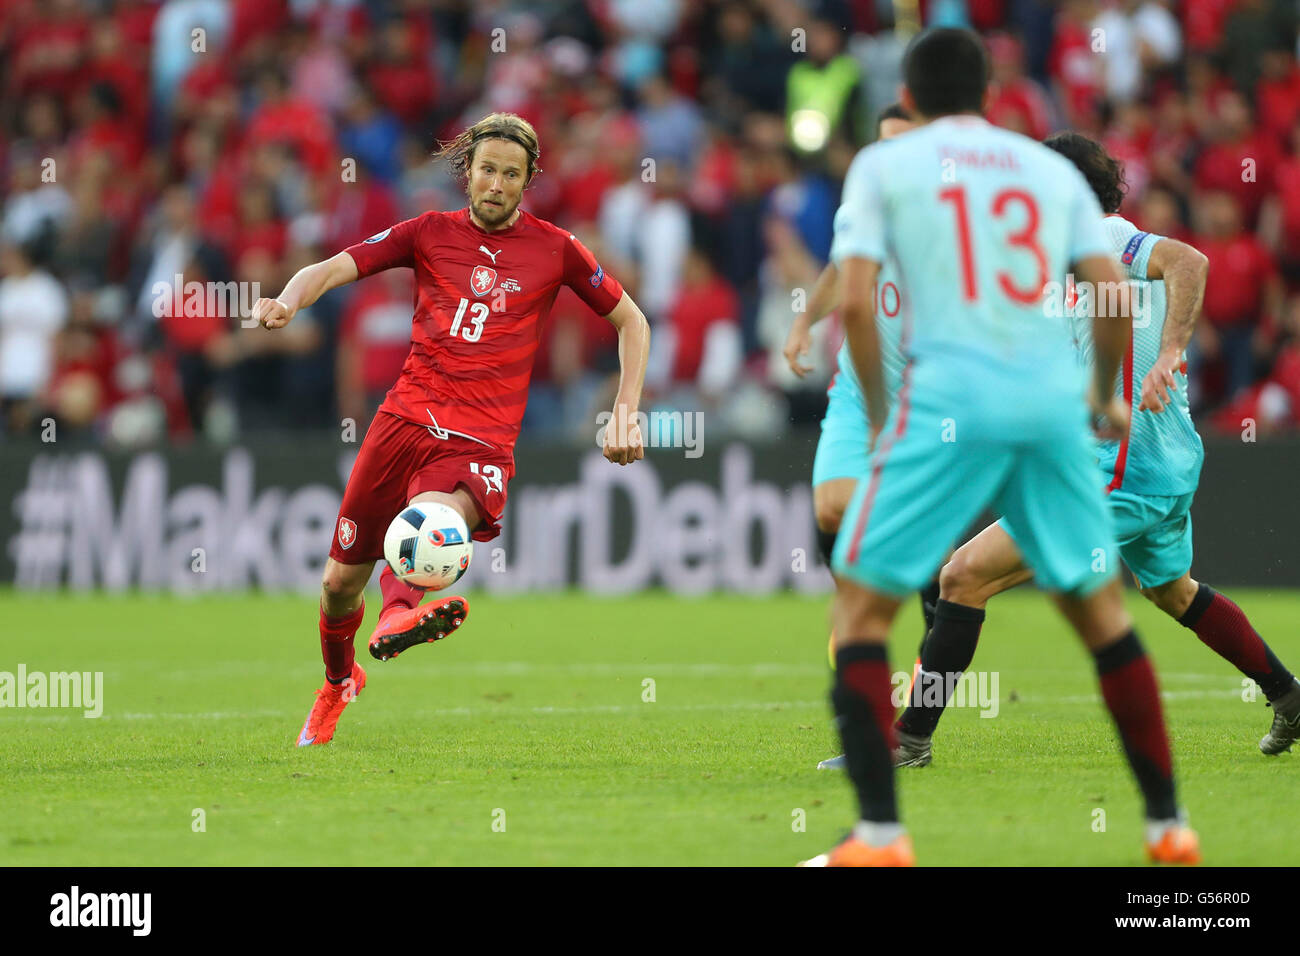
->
[382, 502, 473, 591]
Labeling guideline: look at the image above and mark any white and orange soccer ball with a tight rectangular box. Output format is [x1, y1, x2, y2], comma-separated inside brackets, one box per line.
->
[382, 502, 473, 591]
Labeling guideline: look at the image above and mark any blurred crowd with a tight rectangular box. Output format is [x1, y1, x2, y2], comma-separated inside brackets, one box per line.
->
[4, 0, 1300, 447]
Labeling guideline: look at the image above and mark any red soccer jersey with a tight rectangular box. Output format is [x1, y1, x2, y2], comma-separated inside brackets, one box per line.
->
[343, 208, 625, 453]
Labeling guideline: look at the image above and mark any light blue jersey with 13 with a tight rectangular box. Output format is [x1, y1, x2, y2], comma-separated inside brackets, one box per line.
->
[828, 116, 1120, 597]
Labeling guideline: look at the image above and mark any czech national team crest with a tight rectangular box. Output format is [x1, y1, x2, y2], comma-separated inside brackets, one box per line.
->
[470, 265, 498, 297]
[337, 517, 357, 549]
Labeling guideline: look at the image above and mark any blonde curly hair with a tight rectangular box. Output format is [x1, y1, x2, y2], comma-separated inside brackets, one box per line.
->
[435, 112, 542, 187]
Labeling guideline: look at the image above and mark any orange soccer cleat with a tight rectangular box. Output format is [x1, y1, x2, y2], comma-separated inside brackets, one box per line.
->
[368, 595, 469, 662]
[1145, 824, 1201, 865]
[799, 833, 916, 867]
[296, 662, 366, 747]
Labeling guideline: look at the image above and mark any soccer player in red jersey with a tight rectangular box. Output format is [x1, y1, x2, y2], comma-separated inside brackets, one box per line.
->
[250, 113, 650, 747]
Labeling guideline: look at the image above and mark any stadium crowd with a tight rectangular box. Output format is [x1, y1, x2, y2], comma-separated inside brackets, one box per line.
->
[3, 0, 1300, 446]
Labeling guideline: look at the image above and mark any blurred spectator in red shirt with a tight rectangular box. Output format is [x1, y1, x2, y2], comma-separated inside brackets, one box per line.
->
[1048, 0, 1103, 132]
[337, 267, 414, 424]
[233, 183, 287, 263]
[1184, 53, 1233, 140]
[183, 124, 242, 251]
[320, 171, 400, 250]
[1181, 0, 1235, 54]
[8, 0, 91, 101]
[244, 67, 336, 176]
[1104, 102, 1153, 215]
[1137, 185, 1191, 243]
[1193, 90, 1279, 227]
[46, 284, 125, 435]
[69, 81, 144, 174]
[1256, 47, 1300, 152]
[80, 17, 149, 129]
[1263, 121, 1300, 287]
[986, 32, 1054, 140]
[1212, 294, 1300, 433]
[365, 18, 438, 127]
[553, 113, 622, 226]
[1193, 190, 1283, 404]
[525, 226, 626, 439]
[155, 242, 236, 434]
[661, 246, 743, 403]
[1147, 91, 1196, 194]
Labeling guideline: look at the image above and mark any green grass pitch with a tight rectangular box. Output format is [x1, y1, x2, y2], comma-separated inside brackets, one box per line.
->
[2, 588, 1296, 866]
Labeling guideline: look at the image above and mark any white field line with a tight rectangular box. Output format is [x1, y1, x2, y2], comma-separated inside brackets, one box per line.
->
[2, 699, 826, 723]
[152, 662, 832, 681]
[149, 662, 1245, 682]
[1025, 688, 1248, 705]
[2, 686, 1253, 722]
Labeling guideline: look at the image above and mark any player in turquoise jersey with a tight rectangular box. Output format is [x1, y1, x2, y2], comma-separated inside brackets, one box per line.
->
[893, 132, 1300, 764]
[802, 29, 1198, 867]
[783, 105, 939, 765]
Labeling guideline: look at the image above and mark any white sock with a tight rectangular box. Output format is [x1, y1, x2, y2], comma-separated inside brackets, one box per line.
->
[1144, 812, 1187, 844]
[854, 820, 905, 847]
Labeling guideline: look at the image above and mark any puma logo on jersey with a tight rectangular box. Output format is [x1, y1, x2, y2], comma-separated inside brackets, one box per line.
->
[479, 245, 502, 264]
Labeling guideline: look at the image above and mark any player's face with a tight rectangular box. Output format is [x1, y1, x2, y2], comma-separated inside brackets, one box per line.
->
[468, 139, 529, 228]
[878, 118, 915, 141]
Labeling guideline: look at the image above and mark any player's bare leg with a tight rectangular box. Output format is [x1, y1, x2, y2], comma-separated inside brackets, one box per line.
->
[1142, 572, 1300, 754]
[297, 558, 374, 746]
[815, 478, 940, 771]
[368, 488, 477, 661]
[1052, 578, 1200, 863]
[801, 583, 915, 867]
[894, 523, 1034, 765]
[814, 477, 855, 674]
[818, 480, 941, 667]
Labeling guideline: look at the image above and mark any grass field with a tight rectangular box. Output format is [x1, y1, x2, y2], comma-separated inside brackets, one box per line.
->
[2, 587, 1297, 866]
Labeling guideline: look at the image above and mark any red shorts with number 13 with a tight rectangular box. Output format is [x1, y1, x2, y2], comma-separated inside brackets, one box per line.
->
[329, 411, 513, 564]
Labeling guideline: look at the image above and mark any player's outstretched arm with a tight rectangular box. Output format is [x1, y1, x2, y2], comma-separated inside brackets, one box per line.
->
[783, 262, 840, 378]
[1075, 253, 1132, 441]
[602, 291, 650, 466]
[838, 255, 886, 447]
[1139, 239, 1208, 412]
[252, 251, 360, 329]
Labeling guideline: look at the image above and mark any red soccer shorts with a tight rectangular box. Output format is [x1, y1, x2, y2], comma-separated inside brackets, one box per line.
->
[329, 411, 514, 564]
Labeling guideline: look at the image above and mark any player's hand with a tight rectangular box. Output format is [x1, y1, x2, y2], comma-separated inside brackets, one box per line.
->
[783, 315, 815, 378]
[1089, 389, 1131, 442]
[1138, 351, 1181, 412]
[603, 410, 644, 466]
[251, 297, 294, 330]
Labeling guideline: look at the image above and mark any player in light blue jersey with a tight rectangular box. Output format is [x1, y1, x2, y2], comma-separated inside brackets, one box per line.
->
[782, 105, 939, 750]
[802, 29, 1197, 868]
[895, 132, 1300, 762]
